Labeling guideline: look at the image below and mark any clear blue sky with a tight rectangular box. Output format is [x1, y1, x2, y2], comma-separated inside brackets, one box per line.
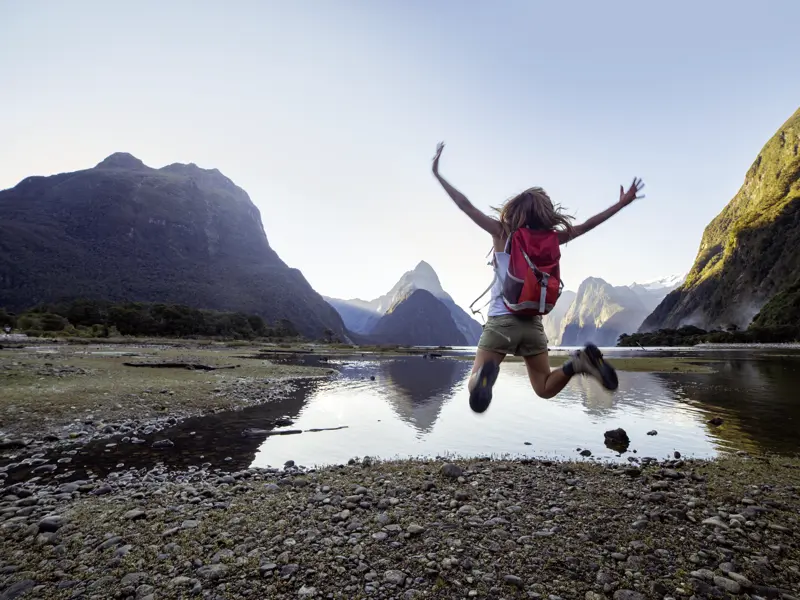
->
[2, 0, 799, 312]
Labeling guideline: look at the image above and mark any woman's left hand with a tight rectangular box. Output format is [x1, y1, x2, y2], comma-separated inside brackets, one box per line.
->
[619, 177, 645, 206]
[432, 142, 445, 176]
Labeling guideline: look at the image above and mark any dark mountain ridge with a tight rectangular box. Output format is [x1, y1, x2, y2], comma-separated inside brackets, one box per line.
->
[0, 153, 347, 339]
[369, 289, 468, 347]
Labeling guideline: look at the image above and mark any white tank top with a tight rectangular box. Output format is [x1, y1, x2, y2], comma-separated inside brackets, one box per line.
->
[487, 251, 512, 317]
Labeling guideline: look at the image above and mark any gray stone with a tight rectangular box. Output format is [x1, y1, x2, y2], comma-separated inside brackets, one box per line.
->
[38, 515, 66, 532]
[197, 564, 228, 580]
[260, 563, 277, 575]
[726, 572, 752, 588]
[701, 517, 729, 529]
[384, 569, 406, 585]
[613, 592, 645, 600]
[98, 536, 124, 550]
[503, 574, 523, 588]
[611, 553, 627, 561]
[0, 579, 36, 599]
[124, 509, 146, 520]
[406, 523, 425, 535]
[281, 564, 300, 578]
[689, 569, 715, 581]
[596, 571, 615, 585]
[90, 576, 117, 589]
[441, 463, 463, 478]
[713, 576, 741, 595]
[121, 572, 146, 586]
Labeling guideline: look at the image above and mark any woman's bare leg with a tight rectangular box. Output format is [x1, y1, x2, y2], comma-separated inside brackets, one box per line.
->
[524, 352, 571, 399]
[468, 348, 506, 392]
[467, 348, 505, 412]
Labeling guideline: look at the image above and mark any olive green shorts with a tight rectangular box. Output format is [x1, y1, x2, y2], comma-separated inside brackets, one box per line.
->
[477, 314, 549, 357]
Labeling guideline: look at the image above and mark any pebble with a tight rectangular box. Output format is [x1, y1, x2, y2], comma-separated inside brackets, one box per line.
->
[503, 574, 523, 588]
[384, 569, 405, 585]
[701, 516, 729, 529]
[713, 576, 741, 594]
[441, 463, 463, 478]
[614, 591, 645, 600]
[38, 515, 66, 532]
[197, 564, 228, 580]
[727, 572, 752, 588]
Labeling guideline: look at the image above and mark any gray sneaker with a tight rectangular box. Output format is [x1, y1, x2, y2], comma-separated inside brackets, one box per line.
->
[569, 344, 618, 390]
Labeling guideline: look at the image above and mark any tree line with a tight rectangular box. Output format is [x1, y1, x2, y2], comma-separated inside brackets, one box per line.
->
[618, 324, 800, 347]
[0, 299, 300, 340]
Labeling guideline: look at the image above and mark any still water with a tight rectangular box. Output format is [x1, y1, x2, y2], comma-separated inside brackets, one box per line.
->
[252, 353, 800, 468]
[6, 351, 799, 482]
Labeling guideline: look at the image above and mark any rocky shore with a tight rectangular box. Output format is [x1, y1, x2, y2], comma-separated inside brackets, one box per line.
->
[1, 455, 798, 600]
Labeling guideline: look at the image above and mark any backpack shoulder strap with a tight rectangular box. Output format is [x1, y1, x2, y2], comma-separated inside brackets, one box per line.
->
[468, 273, 496, 318]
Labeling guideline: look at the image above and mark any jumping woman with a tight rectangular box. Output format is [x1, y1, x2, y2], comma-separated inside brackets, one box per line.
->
[432, 142, 645, 413]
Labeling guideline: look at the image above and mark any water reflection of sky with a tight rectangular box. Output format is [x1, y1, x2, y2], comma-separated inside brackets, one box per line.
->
[251, 357, 725, 469]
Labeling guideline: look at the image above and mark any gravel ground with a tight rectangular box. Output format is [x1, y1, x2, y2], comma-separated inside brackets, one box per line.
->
[1, 455, 798, 600]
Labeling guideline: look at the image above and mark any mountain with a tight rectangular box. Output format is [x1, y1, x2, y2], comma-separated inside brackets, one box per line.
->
[370, 289, 468, 346]
[0, 152, 347, 339]
[326, 261, 482, 345]
[560, 277, 650, 347]
[631, 274, 686, 291]
[542, 290, 577, 345]
[628, 273, 686, 312]
[323, 297, 380, 335]
[641, 107, 800, 332]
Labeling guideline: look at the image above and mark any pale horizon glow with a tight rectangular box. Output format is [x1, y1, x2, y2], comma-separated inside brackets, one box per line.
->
[2, 1, 799, 313]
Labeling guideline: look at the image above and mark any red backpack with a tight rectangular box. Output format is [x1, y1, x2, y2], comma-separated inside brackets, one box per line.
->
[470, 228, 564, 317]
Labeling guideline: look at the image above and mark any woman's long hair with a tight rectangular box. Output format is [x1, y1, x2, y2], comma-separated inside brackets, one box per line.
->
[492, 186, 574, 239]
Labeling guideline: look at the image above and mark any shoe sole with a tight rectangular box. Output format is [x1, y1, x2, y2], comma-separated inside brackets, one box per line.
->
[469, 360, 499, 413]
[583, 344, 619, 391]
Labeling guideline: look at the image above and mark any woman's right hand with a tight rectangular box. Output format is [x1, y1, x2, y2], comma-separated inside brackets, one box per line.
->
[432, 142, 445, 176]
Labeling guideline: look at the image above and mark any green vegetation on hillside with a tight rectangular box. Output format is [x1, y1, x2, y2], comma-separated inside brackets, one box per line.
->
[1, 299, 301, 340]
[751, 277, 800, 328]
[642, 107, 800, 331]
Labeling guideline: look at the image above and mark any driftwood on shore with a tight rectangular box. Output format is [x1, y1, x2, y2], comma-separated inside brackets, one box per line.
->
[242, 425, 348, 438]
[122, 362, 238, 371]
